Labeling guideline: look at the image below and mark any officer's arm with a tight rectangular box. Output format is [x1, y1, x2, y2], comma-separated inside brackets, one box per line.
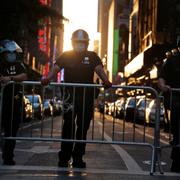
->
[95, 65, 112, 88]
[10, 73, 28, 81]
[95, 65, 109, 82]
[41, 64, 61, 85]
[46, 64, 61, 81]
[158, 78, 170, 92]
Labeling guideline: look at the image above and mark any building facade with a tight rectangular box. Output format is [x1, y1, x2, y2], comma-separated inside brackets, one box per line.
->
[98, 0, 131, 83]
[24, 0, 64, 80]
[125, 0, 180, 87]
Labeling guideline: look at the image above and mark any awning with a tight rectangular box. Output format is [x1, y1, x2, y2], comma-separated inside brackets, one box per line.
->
[125, 44, 170, 78]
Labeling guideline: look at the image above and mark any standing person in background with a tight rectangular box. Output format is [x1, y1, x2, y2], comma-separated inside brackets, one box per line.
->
[161, 51, 172, 132]
[158, 42, 180, 173]
[0, 40, 28, 165]
[41, 29, 112, 168]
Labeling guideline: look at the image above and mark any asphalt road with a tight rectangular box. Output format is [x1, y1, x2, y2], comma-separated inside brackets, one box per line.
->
[0, 112, 180, 179]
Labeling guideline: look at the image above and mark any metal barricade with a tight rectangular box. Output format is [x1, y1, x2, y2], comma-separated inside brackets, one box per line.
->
[0, 81, 162, 174]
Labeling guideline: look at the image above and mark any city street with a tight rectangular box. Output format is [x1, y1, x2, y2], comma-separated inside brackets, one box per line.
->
[0, 112, 180, 179]
[1, 0, 180, 179]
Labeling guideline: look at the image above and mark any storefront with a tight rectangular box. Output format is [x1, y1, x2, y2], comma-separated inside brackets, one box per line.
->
[124, 44, 169, 86]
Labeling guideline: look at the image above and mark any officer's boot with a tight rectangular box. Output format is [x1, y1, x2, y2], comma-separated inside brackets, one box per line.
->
[2, 140, 16, 165]
[58, 151, 71, 167]
[72, 154, 86, 168]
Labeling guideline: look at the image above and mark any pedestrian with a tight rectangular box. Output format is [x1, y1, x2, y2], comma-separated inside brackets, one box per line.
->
[160, 51, 172, 132]
[158, 42, 180, 172]
[0, 40, 28, 165]
[41, 29, 112, 168]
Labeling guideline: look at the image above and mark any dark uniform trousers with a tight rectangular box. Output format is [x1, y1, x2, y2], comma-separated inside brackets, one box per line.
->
[170, 93, 180, 162]
[58, 88, 94, 162]
[1, 92, 21, 161]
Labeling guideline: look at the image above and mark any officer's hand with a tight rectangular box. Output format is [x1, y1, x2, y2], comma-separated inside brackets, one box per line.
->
[0, 76, 10, 83]
[41, 78, 50, 86]
[161, 85, 171, 92]
[103, 80, 112, 89]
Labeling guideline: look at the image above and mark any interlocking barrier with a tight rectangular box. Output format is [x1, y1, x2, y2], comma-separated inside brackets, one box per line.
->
[0, 81, 163, 175]
[160, 88, 180, 166]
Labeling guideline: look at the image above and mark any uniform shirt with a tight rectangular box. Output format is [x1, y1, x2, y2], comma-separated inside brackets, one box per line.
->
[55, 50, 102, 84]
[0, 61, 27, 96]
[0, 61, 26, 77]
[159, 53, 180, 88]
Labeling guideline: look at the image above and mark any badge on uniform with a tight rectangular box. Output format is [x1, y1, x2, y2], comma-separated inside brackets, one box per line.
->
[7, 65, 16, 75]
[82, 57, 90, 64]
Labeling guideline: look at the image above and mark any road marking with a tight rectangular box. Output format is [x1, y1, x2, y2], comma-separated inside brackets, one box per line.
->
[0, 114, 171, 175]
[135, 128, 169, 145]
[0, 165, 180, 176]
[143, 160, 167, 166]
[112, 116, 170, 145]
[97, 121, 143, 173]
[14, 147, 59, 153]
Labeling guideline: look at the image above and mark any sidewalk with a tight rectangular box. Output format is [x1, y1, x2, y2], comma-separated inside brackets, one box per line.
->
[0, 140, 180, 179]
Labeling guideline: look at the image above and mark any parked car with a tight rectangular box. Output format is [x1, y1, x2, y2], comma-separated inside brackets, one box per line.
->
[104, 102, 112, 115]
[108, 98, 126, 117]
[23, 96, 33, 122]
[51, 98, 62, 116]
[115, 98, 125, 119]
[107, 102, 116, 116]
[135, 98, 151, 124]
[97, 102, 105, 114]
[43, 99, 53, 116]
[145, 99, 165, 125]
[124, 97, 139, 121]
[25, 94, 43, 119]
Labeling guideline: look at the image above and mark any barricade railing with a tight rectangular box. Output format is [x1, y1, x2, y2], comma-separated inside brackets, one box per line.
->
[0, 81, 163, 174]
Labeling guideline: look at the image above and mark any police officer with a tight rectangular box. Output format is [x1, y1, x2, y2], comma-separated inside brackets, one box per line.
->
[0, 40, 28, 165]
[41, 29, 112, 168]
[158, 42, 180, 172]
